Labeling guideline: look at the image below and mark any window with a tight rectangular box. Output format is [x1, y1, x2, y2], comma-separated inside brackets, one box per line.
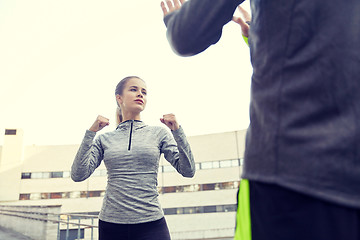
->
[31, 172, 50, 179]
[220, 181, 236, 190]
[60, 229, 84, 240]
[62, 192, 70, 198]
[80, 191, 87, 198]
[19, 194, 30, 200]
[163, 204, 236, 215]
[184, 207, 197, 214]
[30, 193, 41, 200]
[232, 159, 240, 167]
[176, 208, 184, 214]
[41, 193, 50, 199]
[5, 129, 16, 135]
[21, 173, 31, 179]
[183, 184, 199, 192]
[220, 160, 232, 168]
[163, 208, 177, 215]
[176, 186, 184, 193]
[50, 192, 62, 199]
[201, 162, 213, 169]
[43, 172, 50, 178]
[212, 161, 220, 168]
[51, 172, 63, 178]
[88, 191, 103, 197]
[203, 206, 217, 213]
[70, 191, 80, 198]
[216, 205, 224, 212]
[160, 181, 240, 195]
[63, 171, 70, 178]
[163, 186, 176, 193]
[31, 172, 44, 179]
[202, 183, 216, 191]
[195, 163, 200, 170]
[224, 204, 237, 212]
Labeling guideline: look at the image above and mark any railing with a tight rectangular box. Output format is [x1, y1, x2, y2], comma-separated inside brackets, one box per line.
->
[58, 213, 98, 240]
[0, 205, 235, 240]
[0, 205, 98, 240]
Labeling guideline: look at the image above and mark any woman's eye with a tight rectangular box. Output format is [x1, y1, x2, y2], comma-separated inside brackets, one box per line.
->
[142, 91, 147, 95]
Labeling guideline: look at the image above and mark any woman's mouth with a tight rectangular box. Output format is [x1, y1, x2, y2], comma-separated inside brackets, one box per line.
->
[134, 99, 144, 104]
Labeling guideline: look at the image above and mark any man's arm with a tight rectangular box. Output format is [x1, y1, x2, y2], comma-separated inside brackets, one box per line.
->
[162, 0, 244, 56]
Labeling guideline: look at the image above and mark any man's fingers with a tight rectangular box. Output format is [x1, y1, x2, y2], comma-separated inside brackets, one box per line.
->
[232, 16, 247, 27]
[160, 1, 168, 16]
[161, 0, 185, 17]
[165, 0, 175, 12]
[238, 5, 251, 22]
[173, 0, 181, 9]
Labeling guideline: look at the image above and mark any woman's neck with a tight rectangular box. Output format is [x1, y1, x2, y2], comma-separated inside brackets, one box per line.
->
[122, 112, 141, 122]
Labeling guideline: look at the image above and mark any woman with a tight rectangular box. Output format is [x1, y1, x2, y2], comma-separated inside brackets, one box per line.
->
[71, 76, 196, 240]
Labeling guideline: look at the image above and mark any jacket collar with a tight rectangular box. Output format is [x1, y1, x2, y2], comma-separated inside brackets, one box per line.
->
[116, 120, 145, 130]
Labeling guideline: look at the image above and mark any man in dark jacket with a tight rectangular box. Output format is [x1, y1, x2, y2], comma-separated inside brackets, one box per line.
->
[161, 0, 360, 239]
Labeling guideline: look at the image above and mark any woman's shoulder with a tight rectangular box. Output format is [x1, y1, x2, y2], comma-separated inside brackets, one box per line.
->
[145, 125, 171, 137]
[95, 129, 120, 140]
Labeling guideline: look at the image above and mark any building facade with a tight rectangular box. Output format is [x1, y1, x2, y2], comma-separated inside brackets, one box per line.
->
[0, 128, 246, 239]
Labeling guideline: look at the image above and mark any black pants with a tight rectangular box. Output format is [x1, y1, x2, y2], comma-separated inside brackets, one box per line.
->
[249, 181, 360, 240]
[99, 217, 171, 240]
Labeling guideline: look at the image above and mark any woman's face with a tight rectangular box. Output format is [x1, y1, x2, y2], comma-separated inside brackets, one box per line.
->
[116, 78, 147, 113]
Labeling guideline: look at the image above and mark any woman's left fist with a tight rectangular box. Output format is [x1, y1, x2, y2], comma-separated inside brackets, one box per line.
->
[160, 113, 180, 131]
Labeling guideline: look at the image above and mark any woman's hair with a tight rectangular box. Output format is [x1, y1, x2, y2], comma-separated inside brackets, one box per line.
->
[115, 76, 143, 125]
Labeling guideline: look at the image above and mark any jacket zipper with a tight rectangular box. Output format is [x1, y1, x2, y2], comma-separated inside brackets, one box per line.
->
[128, 120, 134, 151]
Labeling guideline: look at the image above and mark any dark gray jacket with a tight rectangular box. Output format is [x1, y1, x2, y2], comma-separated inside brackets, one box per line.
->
[164, 0, 360, 208]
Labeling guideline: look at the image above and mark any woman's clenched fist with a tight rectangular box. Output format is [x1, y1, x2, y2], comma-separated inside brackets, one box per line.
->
[89, 115, 110, 132]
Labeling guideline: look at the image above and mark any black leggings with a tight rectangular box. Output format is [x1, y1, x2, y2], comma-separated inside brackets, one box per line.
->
[99, 217, 171, 240]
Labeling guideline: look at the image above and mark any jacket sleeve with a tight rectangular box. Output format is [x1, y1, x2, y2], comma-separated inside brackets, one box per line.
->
[71, 130, 104, 182]
[164, 0, 244, 56]
[160, 126, 196, 178]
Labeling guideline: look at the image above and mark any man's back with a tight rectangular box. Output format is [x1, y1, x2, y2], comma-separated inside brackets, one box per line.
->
[164, 0, 360, 207]
[163, 0, 360, 239]
[243, 0, 360, 208]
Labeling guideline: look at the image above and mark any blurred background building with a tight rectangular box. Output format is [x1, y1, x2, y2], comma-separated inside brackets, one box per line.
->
[0, 128, 246, 240]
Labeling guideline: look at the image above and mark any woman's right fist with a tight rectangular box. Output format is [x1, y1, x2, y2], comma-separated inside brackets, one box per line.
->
[89, 115, 110, 132]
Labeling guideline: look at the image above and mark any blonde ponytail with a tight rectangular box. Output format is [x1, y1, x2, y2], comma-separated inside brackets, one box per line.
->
[116, 107, 123, 125]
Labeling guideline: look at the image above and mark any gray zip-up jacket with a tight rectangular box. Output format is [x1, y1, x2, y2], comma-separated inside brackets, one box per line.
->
[71, 120, 195, 224]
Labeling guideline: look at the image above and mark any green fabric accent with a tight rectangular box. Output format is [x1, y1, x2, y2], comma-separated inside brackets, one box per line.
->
[234, 179, 251, 240]
[242, 35, 249, 46]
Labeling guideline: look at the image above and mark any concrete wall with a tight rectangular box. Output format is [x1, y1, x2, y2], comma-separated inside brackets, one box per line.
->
[166, 212, 236, 239]
[0, 205, 61, 240]
[0, 129, 24, 201]
[0, 165, 22, 201]
[0, 129, 24, 170]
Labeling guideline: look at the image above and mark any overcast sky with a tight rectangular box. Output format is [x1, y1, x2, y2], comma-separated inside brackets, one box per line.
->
[0, 0, 252, 146]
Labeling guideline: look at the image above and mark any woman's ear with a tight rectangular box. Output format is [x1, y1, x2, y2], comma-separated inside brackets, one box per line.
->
[116, 94, 123, 105]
